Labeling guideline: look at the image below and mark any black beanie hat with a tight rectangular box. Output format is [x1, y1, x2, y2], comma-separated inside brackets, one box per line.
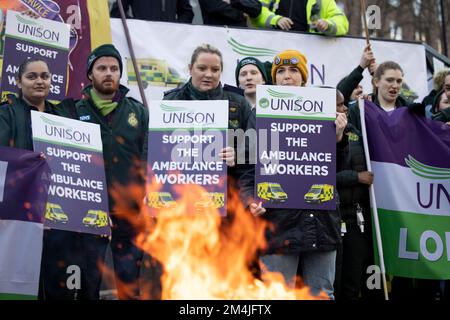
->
[87, 44, 123, 77]
[263, 61, 273, 85]
[235, 57, 268, 86]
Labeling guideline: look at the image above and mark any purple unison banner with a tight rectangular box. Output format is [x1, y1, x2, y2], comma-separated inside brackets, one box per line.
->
[31, 111, 110, 236]
[255, 86, 336, 210]
[361, 100, 450, 279]
[147, 100, 229, 216]
[1, 10, 70, 101]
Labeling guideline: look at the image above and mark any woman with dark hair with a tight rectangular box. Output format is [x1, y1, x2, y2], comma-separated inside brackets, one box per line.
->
[0, 58, 54, 148]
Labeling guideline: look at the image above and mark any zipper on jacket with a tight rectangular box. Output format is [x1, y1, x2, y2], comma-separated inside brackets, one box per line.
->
[162, 0, 166, 12]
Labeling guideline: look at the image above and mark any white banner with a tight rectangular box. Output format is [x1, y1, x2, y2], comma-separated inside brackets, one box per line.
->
[111, 19, 428, 102]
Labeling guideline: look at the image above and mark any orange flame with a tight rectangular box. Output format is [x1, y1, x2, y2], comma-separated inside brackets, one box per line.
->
[129, 182, 327, 300]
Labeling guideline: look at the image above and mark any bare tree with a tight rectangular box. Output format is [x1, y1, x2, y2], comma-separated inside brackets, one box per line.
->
[339, 0, 450, 57]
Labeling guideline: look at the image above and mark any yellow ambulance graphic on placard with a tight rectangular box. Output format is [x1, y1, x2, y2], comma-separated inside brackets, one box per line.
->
[147, 192, 177, 208]
[126, 58, 185, 88]
[194, 192, 225, 210]
[82, 210, 109, 228]
[257, 182, 288, 203]
[304, 184, 334, 204]
[45, 203, 69, 224]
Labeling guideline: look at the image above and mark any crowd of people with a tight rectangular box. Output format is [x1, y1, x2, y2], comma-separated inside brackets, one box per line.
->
[109, 0, 349, 36]
[0, 2, 449, 301]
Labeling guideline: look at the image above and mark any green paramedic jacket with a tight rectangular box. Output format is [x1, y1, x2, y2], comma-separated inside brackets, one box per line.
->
[0, 95, 57, 150]
[251, 0, 349, 36]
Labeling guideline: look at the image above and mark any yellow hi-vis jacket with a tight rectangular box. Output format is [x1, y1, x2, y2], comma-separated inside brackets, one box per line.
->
[251, 0, 349, 36]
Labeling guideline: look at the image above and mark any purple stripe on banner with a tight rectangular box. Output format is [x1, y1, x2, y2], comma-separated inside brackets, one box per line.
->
[364, 100, 450, 168]
[0, 146, 51, 223]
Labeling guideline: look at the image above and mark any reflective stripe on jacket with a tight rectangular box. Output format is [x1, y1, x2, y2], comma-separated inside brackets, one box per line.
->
[251, 0, 349, 36]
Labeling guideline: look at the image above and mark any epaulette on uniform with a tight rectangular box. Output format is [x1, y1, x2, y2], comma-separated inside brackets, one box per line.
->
[163, 87, 182, 97]
[0, 100, 9, 108]
[127, 96, 144, 105]
[1, 94, 17, 107]
[223, 84, 245, 97]
[56, 98, 79, 119]
[127, 97, 149, 115]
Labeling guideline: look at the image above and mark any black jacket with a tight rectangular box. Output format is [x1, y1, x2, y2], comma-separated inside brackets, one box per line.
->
[336, 65, 364, 107]
[199, 0, 262, 26]
[277, 0, 308, 32]
[336, 123, 370, 221]
[262, 206, 342, 255]
[111, 0, 194, 23]
[0, 95, 57, 150]
[259, 111, 342, 254]
[163, 80, 256, 207]
[421, 89, 437, 109]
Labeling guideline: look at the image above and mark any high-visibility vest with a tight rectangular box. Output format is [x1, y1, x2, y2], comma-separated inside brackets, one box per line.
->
[251, 0, 349, 36]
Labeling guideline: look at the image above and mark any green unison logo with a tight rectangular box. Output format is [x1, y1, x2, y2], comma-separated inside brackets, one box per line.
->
[160, 104, 188, 112]
[405, 155, 450, 180]
[227, 37, 277, 57]
[259, 98, 270, 108]
[41, 115, 67, 127]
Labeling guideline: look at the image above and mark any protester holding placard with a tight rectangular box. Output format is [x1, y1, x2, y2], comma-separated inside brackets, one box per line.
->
[59, 44, 149, 300]
[250, 49, 343, 299]
[163, 44, 255, 208]
[0, 58, 104, 300]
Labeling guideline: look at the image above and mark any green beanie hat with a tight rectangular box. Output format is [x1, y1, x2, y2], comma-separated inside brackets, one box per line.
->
[87, 44, 123, 77]
[235, 57, 268, 86]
